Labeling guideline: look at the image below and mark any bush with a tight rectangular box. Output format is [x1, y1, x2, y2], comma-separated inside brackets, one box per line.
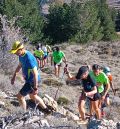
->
[2, 0, 45, 43]
[57, 96, 69, 105]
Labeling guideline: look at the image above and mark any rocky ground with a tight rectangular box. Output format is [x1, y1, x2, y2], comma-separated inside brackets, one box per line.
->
[0, 41, 120, 129]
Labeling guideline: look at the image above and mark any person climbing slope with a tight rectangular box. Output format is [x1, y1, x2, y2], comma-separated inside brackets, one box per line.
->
[10, 41, 51, 114]
[34, 44, 44, 68]
[65, 65, 101, 124]
[90, 64, 110, 117]
[51, 46, 67, 77]
[103, 66, 115, 106]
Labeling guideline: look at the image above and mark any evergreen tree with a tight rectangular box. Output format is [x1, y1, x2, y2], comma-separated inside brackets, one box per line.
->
[73, 0, 103, 43]
[44, 1, 82, 43]
[97, 0, 117, 41]
[1, 0, 45, 43]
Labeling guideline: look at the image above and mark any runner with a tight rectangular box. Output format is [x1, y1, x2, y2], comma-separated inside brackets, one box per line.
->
[45, 44, 52, 63]
[103, 66, 115, 106]
[65, 66, 101, 123]
[90, 64, 110, 116]
[34, 45, 44, 68]
[51, 46, 67, 77]
[10, 41, 51, 113]
[41, 44, 48, 67]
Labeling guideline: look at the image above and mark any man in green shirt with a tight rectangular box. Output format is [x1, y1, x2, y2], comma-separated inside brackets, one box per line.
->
[51, 46, 67, 77]
[90, 64, 110, 116]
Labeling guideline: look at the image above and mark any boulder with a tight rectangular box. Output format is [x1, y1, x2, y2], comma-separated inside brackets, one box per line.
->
[43, 94, 58, 111]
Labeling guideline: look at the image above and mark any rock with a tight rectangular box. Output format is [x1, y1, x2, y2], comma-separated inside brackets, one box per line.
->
[117, 122, 120, 129]
[58, 106, 68, 116]
[0, 101, 5, 107]
[43, 94, 58, 111]
[40, 119, 50, 127]
[0, 91, 7, 98]
[66, 110, 79, 121]
[110, 95, 120, 106]
[88, 119, 117, 129]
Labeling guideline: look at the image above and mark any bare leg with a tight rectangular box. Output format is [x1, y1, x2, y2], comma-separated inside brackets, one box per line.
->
[105, 96, 110, 106]
[78, 95, 86, 120]
[90, 100, 94, 116]
[54, 65, 58, 77]
[36, 58, 40, 67]
[43, 59, 46, 67]
[98, 99, 102, 109]
[41, 59, 44, 68]
[92, 100, 101, 119]
[40, 60, 42, 68]
[58, 65, 61, 77]
[17, 93, 27, 111]
[29, 94, 47, 109]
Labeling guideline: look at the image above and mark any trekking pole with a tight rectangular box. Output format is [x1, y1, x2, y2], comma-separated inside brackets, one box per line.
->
[52, 64, 68, 109]
[54, 64, 68, 101]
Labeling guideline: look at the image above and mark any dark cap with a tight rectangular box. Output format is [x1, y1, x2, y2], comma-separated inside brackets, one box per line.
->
[76, 66, 88, 79]
[92, 64, 101, 70]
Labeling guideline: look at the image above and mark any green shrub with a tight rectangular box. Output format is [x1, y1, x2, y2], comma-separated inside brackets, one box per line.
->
[57, 97, 69, 105]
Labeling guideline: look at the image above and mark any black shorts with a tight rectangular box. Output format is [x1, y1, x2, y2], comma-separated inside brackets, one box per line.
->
[54, 62, 62, 67]
[100, 92, 105, 97]
[20, 83, 34, 96]
[80, 91, 101, 101]
[35, 56, 42, 60]
[88, 93, 101, 101]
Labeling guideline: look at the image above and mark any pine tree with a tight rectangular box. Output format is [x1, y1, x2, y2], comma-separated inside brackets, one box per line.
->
[74, 0, 103, 43]
[97, 0, 117, 41]
[2, 0, 45, 43]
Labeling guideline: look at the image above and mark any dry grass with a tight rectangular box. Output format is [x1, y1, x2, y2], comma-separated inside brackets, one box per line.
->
[43, 78, 63, 87]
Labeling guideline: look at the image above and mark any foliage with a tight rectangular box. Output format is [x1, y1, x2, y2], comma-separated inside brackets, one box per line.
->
[2, 0, 45, 43]
[45, 0, 117, 44]
[44, 3, 78, 43]
[0, 0, 4, 15]
[115, 10, 120, 32]
[97, 0, 117, 41]
[73, 0, 103, 43]
[57, 97, 69, 105]
[0, 0, 117, 44]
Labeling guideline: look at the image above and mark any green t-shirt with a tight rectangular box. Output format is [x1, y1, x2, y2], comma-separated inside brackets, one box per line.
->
[89, 71, 109, 93]
[34, 50, 44, 58]
[52, 51, 65, 64]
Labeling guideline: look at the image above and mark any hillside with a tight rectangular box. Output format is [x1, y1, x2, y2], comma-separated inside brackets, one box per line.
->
[0, 42, 120, 129]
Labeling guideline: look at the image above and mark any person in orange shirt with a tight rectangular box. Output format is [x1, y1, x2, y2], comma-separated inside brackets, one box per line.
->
[103, 66, 115, 106]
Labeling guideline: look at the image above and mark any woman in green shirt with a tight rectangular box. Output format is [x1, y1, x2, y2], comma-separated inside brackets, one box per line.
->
[51, 46, 67, 77]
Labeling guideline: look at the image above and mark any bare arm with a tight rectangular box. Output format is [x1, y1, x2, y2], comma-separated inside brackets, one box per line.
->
[104, 82, 110, 97]
[66, 72, 76, 81]
[11, 63, 22, 85]
[110, 81, 115, 95]
[63, 56, 67, 64]
[85, 86, 97, 96]
[32, 66, 38, 89]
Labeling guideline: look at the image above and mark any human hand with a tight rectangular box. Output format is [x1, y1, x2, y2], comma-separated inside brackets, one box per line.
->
[11, 77, 15, 85]
[64, 64, 68, 74]
[96, 83, 102, 87]
[32, 88, 38, 95]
